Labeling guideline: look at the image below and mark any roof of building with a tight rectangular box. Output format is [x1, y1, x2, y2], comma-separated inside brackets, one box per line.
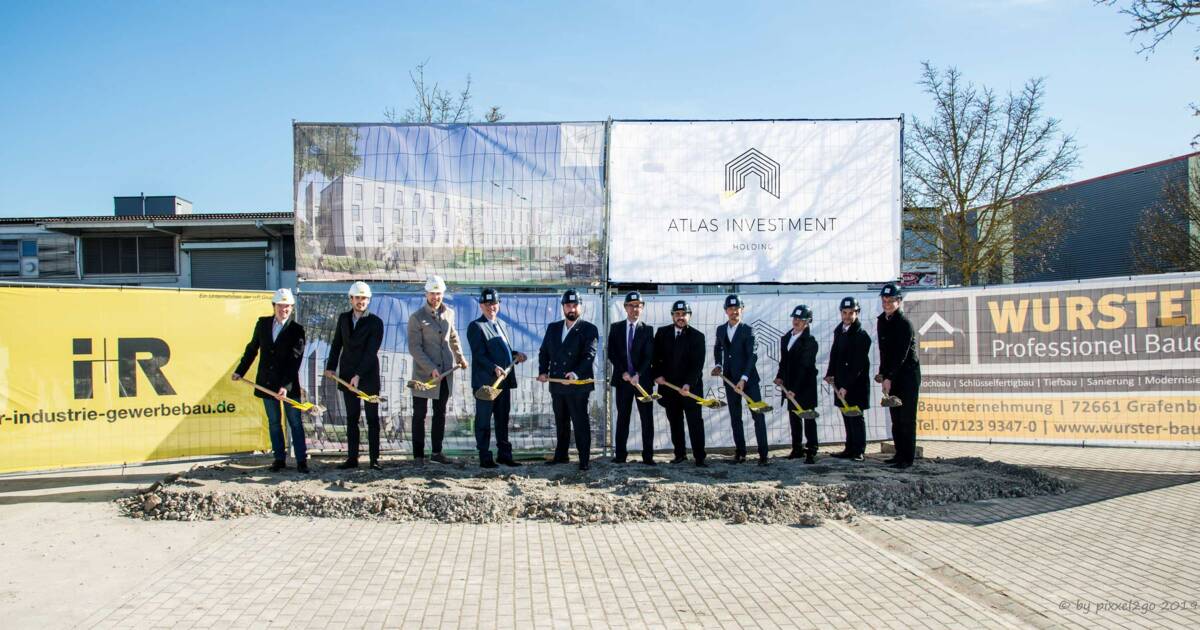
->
[0, 211, 294, 226]
[1027, 151, 1199, 199]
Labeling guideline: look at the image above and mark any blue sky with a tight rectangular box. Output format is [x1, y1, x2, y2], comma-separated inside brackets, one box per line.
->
[0, 0, 1195, 217]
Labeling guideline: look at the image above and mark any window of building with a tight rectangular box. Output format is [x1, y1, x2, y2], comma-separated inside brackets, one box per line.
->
[395, 188, 404, 207]
[373, 207, 383, 223]
[375, 186, 385, 205]
[413, 193, 422, 209]
[393, 208, 401, 225]
[20, 240, 38, 257]
[353, 183, 363, 201]
[0, 240, 19, 276]
[280, 237, 295, 271]
[352, 204, 362, 223]
[355, 226, 364, 243]
[82, 236, 176, 275]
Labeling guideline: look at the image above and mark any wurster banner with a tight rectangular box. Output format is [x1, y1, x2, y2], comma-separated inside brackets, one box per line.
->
[905, 273, 1200, 446]
[607, 120, 902, 283]
[0, 286, 270, 473]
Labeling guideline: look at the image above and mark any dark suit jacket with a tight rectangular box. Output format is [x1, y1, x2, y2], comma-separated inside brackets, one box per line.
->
[466, 315, 521, 390]
[825, 319, 872, 409]
[606, 319, 654, 388]
[236, 316, 306, 400]
[713, 322, 761, 388]
[323, 311, 384, 395]
[876, 310, 919, 383]
[775, 328, 819, 409]
[651, 324, 706, 409]
[538, 319, 599, 396]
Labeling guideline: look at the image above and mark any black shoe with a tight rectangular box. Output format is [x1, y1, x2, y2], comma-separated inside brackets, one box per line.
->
[270, 460, 286, 472]
[891, 461, 913, 469]
[883, 457, 899, 464]
[732, 454, 746, 464]
[804, 453, 816, 465]
[430, 453, 451, 464]
[544, 458, 567, 466]
[480, 460, 499, 469]
[831, 451, 850, 459]
[612, 457, 627, 464]
[337, 460, 359, 470]
[499, 459, 522, 467]
[642, 459, 657, 466]
[758, 457, 770, 466]
[579, 462, 590, 471]
[670, 456, 687, 464]
[695, 460, 708, 468]
[849, 454, 865, 462]
[369, 461, 383, 471]
[786, 451, 802, 460]
[413, 456, 426, 467]
[297, 461, 310, 474]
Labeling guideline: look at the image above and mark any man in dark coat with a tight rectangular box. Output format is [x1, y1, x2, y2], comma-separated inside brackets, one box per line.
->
[652, 300, 708, 466]
[324, 281, 385, 470]
[876, 283, 921, 469]
[234, 288, 308, 473]
[825, 296, 872, 461]
[712, 294, 769, 465]
[774, 304, 819, 464]
[466, 288, 528, 468]
[607, 291, 655, 464]
[538, 289, 600, 470]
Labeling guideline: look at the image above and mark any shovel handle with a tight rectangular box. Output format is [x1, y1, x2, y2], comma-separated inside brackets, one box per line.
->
[242, 380, 305, 409]
[658, 380, 705, 402]
[490, 362, 517, 389]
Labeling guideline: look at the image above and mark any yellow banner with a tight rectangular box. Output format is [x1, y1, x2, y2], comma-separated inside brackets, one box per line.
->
[0, 286, 272, 473]
[918, 395, 1200, 443]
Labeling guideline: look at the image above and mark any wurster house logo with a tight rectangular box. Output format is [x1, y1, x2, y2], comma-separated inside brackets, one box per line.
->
[724, 148, 780, 198]
[73, 337, 177, 399]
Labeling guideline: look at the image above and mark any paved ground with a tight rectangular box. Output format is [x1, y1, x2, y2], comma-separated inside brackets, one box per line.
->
[1, 442, 1197, 629]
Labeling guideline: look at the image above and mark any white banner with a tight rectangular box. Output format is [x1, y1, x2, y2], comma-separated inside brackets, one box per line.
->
[607, 120, 902, 283]
[608, 292, 894, 452]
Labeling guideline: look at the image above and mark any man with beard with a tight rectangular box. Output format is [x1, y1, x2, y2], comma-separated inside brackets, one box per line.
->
[652, 300, 708, 466]
[774, 304, 819, 464]
[537, 289, 600, 470]
[825, 296, 872, 461]
[407, 275, 468, 464]
[876, 283, 921, 469]
[607, 291, 655, 464]
[325, 281, 385, 470]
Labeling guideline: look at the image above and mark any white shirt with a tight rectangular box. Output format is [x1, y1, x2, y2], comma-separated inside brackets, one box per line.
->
[561, 319, 576, 342]
[841, 323, 851, 333]
[272, 318, 288, 342]
[787, 330, 802, 351]
[726, 322, 739, 341]
[485, 316, 509, 345]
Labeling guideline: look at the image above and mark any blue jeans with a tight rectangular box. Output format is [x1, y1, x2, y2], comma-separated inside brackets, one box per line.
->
[262, 398, 307, 462]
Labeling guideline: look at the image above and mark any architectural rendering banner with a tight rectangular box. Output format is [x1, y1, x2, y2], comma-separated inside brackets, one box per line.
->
[293, 123, 606, 286]
[0, 286, 271, 473]
[906, 273, 1200, 447]
[607, 120, 902, 283]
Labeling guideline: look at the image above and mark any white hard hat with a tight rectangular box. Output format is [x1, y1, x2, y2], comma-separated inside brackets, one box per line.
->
[272, 288, 295, 305]
[424, 275, 447, 293]
[348, 281, 372, 298]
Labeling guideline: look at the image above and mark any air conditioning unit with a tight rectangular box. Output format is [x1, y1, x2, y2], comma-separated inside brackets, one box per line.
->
[19, 257, 39, 278]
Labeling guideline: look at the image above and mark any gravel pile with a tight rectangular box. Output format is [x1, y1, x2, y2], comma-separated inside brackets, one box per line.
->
[117, 455, 1071, 526]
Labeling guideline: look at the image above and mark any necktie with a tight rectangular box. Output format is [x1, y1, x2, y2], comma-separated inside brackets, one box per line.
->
[626, 323, 634, 374]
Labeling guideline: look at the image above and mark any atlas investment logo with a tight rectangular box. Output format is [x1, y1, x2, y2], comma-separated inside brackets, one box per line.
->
[724, 148, 780, 198]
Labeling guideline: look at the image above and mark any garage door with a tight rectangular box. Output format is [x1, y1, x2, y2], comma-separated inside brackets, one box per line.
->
[190, 248, 266, 290]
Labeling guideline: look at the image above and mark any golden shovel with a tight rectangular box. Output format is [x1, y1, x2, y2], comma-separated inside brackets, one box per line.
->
[474, 362, 516, 401]
[406, 365, 461, 391]
[782, 389, 820, 419]
[546, 377, 595, 385]
[632, 381, 661, 403]
[325, 373, 387, 403]
[720, 375, 773, 412]
[241, 380, 325, 416]
[658, 380, 726, 408]
[880, 395, 904, 408]
[831, 387, 863, 418]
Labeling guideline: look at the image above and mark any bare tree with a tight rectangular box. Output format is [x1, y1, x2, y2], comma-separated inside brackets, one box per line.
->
[1131, 165, 1200, 272]
[1098, 1, 1200, 144]
[904, 63, 1081, 285]
[384, 60, 505, 124]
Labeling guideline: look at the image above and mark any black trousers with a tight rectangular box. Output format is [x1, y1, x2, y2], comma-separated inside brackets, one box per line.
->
[551, 392, 591, 464]
[474, 388, 512, 464]
[343, 392, 380, 463]
[663, 398, 705, 462]
[724, 382, 768, 459]
[789, 416, 819, 454]
[841, 412, 866, 456]
[613, 381, 655, 462]
[412, 380, 449, 458]
[889, 368, 921, 463]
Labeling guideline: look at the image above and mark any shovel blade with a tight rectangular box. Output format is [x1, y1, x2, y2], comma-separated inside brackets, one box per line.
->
[474, 386, 501, 401]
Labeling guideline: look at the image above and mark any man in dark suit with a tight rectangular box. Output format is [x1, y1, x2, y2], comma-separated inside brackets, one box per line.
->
[712, 294, 769, 465]
[774, 304, 819, 464]
[825, 296, 872, 461]
[324, 281, 385, 470]
[876, 283, 921, 469]
[652, 300, 708, 466]
[233, 288, 309, 473]
[537, 289, 600, 471]
[466, 288, 528, 468]
[607, 291, 656, 464]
